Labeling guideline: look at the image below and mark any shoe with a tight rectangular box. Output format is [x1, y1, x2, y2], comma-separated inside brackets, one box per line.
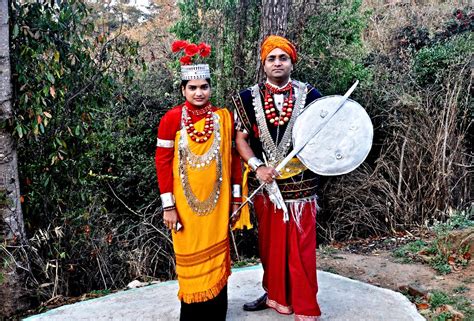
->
[243, 293, 268, 311]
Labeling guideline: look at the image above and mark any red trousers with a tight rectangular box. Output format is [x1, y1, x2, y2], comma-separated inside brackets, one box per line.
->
[255, 193, 321, 320]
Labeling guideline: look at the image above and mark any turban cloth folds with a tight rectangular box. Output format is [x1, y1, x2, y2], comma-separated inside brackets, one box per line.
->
[260, 35, 297, 63]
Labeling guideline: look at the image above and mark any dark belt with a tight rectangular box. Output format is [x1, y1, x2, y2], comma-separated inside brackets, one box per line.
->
[248, 172, 319, 200]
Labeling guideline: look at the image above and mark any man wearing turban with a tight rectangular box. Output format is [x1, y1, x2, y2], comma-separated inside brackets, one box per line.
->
[232, 35, 323, 321]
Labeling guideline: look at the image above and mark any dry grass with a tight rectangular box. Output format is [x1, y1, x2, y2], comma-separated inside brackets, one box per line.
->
[316, 1, 473, 241]
[322, 69, 472, 241]
[363, 0, 464, 53]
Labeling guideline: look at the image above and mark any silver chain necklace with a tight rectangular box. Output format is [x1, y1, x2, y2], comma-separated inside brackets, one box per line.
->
[251, 80, 307, 166]
[178, 107, 222, 215]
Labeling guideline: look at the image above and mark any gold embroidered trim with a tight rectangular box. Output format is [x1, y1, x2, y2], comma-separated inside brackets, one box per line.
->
[175, 238, 228, 267]
[277, 177, 319, 186]
[178, 268, 230, 304]
[177, 261, 227, 280]
[232, 94, 251, 133]
[266, 298, 293, 314]
[295, 315, 320, 321]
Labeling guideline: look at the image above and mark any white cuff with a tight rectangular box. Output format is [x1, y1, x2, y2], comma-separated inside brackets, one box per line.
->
[157, 138, 174, 148]
[160, 193, 175, 208]
[248, 157, 264, 171]
[232, 185, 242, 198]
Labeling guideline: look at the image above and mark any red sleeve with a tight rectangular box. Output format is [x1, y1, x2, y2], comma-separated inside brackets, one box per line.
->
[155, 108, 182, 195]
[229, 111, 243, 202]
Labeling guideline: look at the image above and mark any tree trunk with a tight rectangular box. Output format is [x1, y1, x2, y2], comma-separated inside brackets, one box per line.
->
[0, 0, 29, 317]
[256, 0, 292, 81]
[289, 0, 317, 44]
[233, 0, 249, 87]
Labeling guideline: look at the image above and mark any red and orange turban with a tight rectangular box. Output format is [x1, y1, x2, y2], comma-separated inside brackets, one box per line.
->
[260, 35, 297, 63]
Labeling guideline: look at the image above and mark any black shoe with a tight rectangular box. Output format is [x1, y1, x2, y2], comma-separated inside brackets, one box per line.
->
[243, 293, 268, 311]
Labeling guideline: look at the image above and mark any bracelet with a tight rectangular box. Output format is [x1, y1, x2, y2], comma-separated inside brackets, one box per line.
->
[232, 184, 242, 198]
[163, 206, 176, 211]
[160, 192, 175, 208]
[248, 157, 264, 171]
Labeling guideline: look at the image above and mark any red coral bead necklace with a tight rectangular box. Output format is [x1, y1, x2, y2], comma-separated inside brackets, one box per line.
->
[183, 104, 214, 143]
[264, 82, 294, 126]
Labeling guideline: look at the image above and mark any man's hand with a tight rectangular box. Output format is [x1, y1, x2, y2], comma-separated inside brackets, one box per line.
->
[163, 208, 180, 231]
[256, 166, 279, 184]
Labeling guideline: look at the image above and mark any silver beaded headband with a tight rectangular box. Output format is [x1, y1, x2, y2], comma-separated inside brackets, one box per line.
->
[181, 64, 211, 80]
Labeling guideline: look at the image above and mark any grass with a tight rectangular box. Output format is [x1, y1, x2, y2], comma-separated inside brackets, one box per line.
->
[429, 255, 452, 275]
[322, 267, 339, 275]
[433, 312, 453, 321]
[393, 239, 428, 263]
[429, 291, 474, 320]
[393, 239, 428, 257]
[429, 291, 454, 309]
[392, 209, 473, 274]
[411, 289, 474, 320]
[427, 290, 474, 321]
[433, 208, 474, 235]
[392, 211, 473, 319]
[87, 289, 111, 296]
[232, 257, 259, 268]
[318, 245, 339, 255]
[453, 285, 468, 294]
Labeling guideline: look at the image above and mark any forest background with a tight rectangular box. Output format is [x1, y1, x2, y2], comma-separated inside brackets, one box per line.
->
[0, 0, 472, 318]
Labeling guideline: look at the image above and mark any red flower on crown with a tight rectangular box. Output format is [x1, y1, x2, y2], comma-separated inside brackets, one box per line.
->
[172, 40, 212, 64]
[172, 40, 188, 53]
[198, 42, 211, 57]
[180, 55, 192, 65]
[184, 43, 199, 56]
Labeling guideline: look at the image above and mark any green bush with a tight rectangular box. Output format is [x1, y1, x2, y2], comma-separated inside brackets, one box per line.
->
[429, 291, 454, 309]
[297, 0, 373, 95]
[413, 32, 473, 86]
[9, 0, 173, 300]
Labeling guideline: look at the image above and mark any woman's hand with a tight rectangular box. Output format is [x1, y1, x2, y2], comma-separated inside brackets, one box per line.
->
[256, 166, 279, 184]
[163, 208, 179, 231]
[230, 203, 241, 227]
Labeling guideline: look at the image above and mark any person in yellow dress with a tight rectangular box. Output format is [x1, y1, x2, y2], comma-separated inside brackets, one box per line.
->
[155, 41, 251, 320]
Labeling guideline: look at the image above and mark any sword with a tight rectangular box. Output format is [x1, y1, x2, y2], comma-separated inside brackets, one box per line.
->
[231, 80, 359, 219]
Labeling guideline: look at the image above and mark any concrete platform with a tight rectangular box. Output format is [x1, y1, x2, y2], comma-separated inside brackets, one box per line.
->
[23, 265, 425, 321]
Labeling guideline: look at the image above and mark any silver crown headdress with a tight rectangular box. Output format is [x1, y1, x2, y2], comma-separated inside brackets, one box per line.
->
[181, 64, 211, 80]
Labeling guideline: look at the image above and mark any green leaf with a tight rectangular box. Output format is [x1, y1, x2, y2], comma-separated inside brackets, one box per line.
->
[16, 125, 23, 138]
[43, 175, 50, 187]
[46, 72, 55, 84]
[13, 24, 19, 38]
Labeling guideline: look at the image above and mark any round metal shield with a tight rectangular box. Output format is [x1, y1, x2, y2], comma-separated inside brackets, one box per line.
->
[293, 95, 373, 176]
